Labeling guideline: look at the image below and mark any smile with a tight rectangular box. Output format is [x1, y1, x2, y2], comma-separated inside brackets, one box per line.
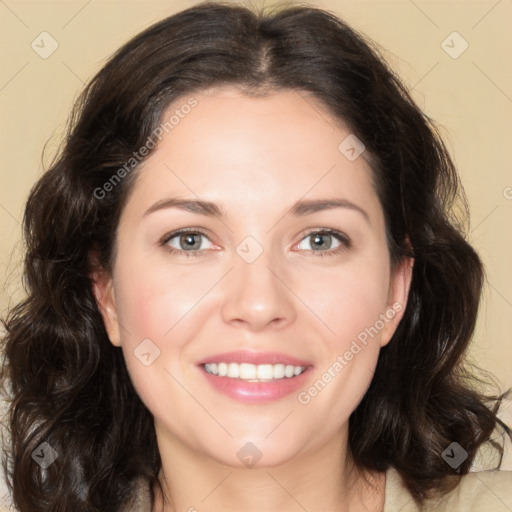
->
[203, 362, 307, 381]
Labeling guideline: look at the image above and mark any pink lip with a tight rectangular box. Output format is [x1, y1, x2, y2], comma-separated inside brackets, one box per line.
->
[199, 365, 312, 404]
[196, 350, 313, 404]
[196, 350, 312, 367]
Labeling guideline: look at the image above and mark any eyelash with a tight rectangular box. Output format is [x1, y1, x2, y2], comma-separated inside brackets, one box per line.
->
[159, 228, 350, 258]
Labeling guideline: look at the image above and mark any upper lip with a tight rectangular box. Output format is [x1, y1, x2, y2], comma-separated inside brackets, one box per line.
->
[197, 350, 312, 367]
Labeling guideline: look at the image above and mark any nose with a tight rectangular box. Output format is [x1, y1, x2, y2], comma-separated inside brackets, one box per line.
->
[220, 252, 297, 332]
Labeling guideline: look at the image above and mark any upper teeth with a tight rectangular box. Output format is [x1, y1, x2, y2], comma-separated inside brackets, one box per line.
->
[204, 362, 306, 381]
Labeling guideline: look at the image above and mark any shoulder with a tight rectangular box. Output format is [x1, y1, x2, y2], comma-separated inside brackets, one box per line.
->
[384, 467, 512, 512]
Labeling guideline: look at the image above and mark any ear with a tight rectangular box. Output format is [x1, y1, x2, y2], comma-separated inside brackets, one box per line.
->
[90, 268, 122, 347]
[380, 255, 414, 347]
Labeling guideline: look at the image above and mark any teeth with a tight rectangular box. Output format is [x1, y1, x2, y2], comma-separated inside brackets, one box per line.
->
[203, 362, 306, 381]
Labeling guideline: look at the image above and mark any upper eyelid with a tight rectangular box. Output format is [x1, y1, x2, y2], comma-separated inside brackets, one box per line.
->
[294, 229, 350, 251]
[161, 227, 212, 243]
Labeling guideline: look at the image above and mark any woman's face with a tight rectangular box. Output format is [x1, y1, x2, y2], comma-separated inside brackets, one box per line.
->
[94, 86, 411, 468]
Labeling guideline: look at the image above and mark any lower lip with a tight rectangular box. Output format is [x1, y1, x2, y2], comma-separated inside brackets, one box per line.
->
[199, 366, 312, 404]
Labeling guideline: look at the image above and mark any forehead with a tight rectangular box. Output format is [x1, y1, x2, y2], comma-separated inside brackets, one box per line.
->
[123, 86, 380, 220]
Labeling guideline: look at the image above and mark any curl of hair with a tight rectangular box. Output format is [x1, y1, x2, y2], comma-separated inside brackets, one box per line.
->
[1, 2, 510, 510]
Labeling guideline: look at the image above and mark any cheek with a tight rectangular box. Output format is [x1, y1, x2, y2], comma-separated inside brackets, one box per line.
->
[296, 253, 391, 417]
[299, 278, 386, 423]
[111, 256, 220, 405]
[114, 256, 212, 343]
[305, 256, 391, 348]
[111, 263, 199, 423]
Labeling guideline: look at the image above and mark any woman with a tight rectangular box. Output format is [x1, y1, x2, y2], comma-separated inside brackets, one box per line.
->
[1, 2, 511, 511]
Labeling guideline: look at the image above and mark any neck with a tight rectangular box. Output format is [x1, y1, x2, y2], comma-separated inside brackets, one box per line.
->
[151, 426, 386, 512]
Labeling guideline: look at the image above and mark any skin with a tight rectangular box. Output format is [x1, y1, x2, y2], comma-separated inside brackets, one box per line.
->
[93, 86, 413, 512]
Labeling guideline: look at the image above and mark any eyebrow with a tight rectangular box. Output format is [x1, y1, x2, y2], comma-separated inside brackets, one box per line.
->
[142, 197, 370, 223]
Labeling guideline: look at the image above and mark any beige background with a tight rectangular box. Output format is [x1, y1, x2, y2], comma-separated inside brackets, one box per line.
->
[0, 0, 511, 505]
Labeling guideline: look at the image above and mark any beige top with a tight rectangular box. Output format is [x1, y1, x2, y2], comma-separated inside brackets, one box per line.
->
[123, 467, 512, 512]
[383, 467, 512, 511]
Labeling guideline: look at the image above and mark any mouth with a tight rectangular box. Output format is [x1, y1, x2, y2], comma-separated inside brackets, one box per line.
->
[202, 362, 307, 382]
[196, 351, 313, 403]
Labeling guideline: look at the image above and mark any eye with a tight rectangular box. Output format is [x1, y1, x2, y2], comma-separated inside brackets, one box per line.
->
[160, 228, 350, 258]
[295, 229, 350, 256]
[160, 229, 215, 256]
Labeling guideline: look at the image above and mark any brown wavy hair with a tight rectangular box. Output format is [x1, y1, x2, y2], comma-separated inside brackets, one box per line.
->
[1, 2, 510, 510]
